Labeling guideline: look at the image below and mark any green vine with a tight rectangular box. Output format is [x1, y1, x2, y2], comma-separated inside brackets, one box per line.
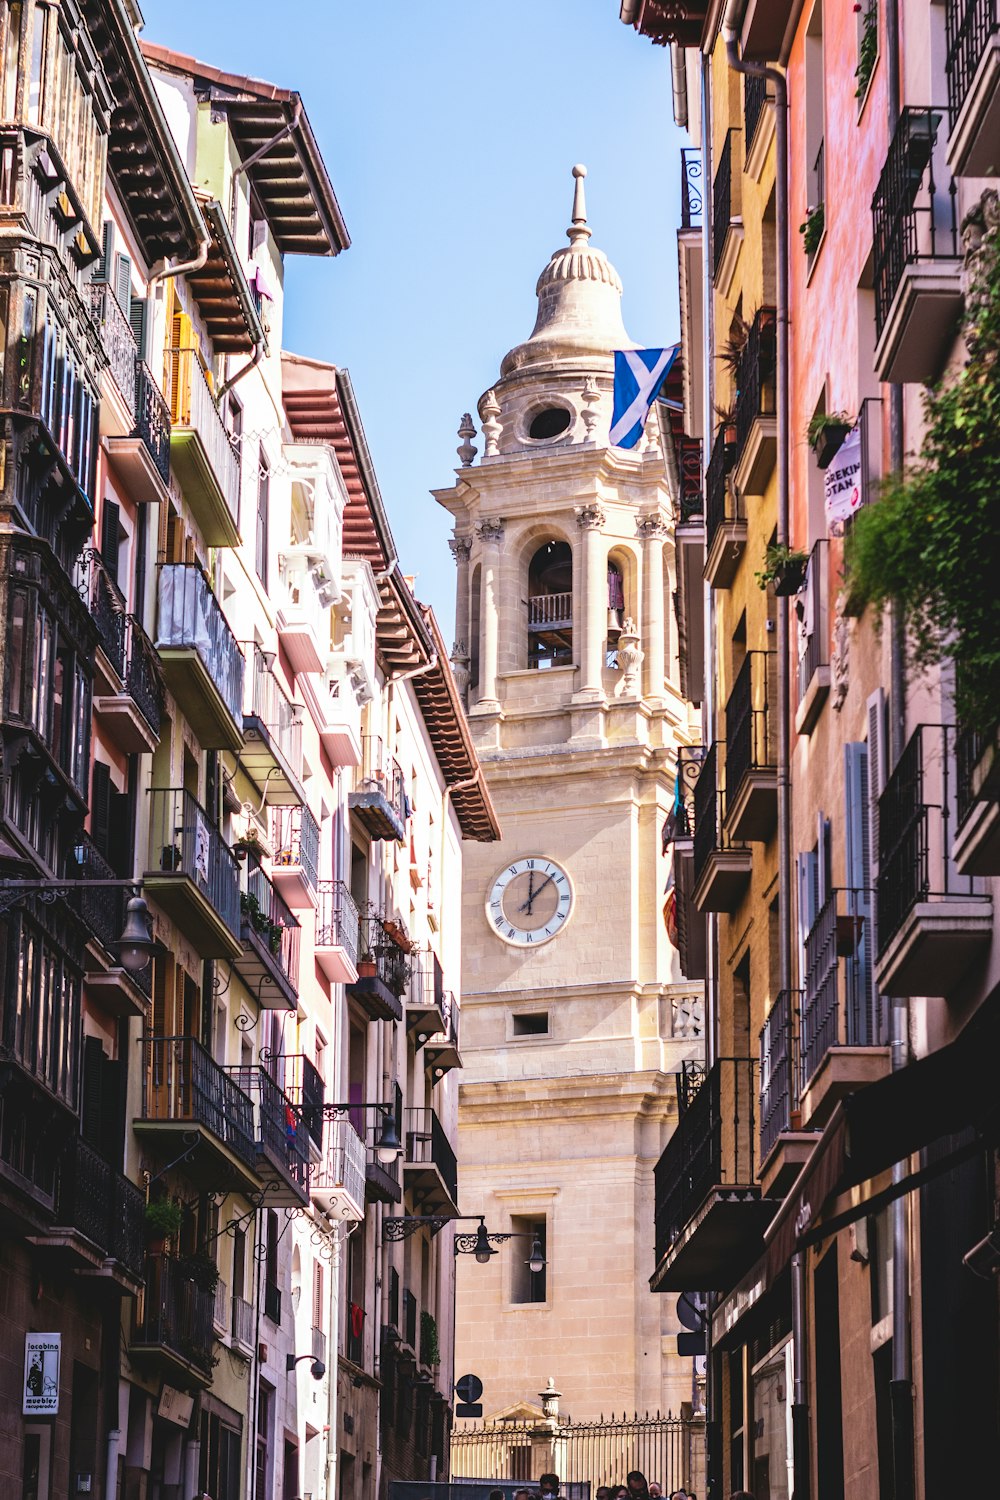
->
[855, 2, 878, 101]
[844, 201, 1000, 731]
[420, 1310, 440, 1367]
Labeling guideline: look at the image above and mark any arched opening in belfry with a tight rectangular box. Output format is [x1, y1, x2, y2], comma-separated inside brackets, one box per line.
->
[526, 540, 573, 669]
[469, 563, 482, 691]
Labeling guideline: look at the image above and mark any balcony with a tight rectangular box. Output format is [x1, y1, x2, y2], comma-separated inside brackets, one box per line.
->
[241, 644, 305, 806]
[423, 994, 462, 1079]
[876, 724, 992, 995]
[276, 550, 330, 678]
[104, 359, 172, 505]
[271, 805, 320, 908]
[311, 1111, 367, 1221]
[94, 615, 163, 752]
[156, 564, 245, 753]
[739, 0, 798, 62]
[651, 1058, 773, 1293]
[236, 863, 300, 1011]
[680, 146, 703, 230]
[165, 346, 241, 546]
[231, 1293, 254, 1358]
[403, 1106, 459, 1216]
[145, 788, 241, 960]
[407, 950, 448, 1042]
[674, 437, 705, 706]
[724, 651, 777, 841]
[346, 917, 407, 1023]
[744, 71, 770, 167]
[954, 724, 1000, 875]
[872, 107, 962, 383]
[799, 889, 889, 1129]
[704, 430, 746, 589]
[307, 662, 363, 767]
[88, 281, 136, 430]
[758, 991, 813, 1197]
[692, 743, 752, 912]
[135, 1036, 259, 1194]
[665, 745, 708, 981]
[227, 1065, 310, 1207]
[315, 880, 361, 984]
[713, 128, 743, 290]
[733, 308, 777, 497]
[795, 540, 830, 735]
[130, 1254, 216, 1387]
[946, 0, 1000, 177]
[365, 1113, 403, 1205]
[349, 735, 408, 842]
[35, 1134, 145, 1292]
[71, 834, 149, 1020]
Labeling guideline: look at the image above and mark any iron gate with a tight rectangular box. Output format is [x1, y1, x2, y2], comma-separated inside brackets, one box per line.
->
[451, 1412, 703, 1492]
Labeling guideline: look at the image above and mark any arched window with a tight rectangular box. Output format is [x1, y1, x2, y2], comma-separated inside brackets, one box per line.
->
[527, 541, 573, 670]
[469, 564, 481, 691]
[607, 559, 625, 665]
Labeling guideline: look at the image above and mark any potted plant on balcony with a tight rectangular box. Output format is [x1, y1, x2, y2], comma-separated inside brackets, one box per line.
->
[799, 202, 825, 258]
[144, 1198, 183, 1254]
[808, 410, 853, 469]
[756, 543, 809, 596]
[177, 1250, 221, 1295]
[419, 1310, 440, 1371]
[714, 404, 738, 469]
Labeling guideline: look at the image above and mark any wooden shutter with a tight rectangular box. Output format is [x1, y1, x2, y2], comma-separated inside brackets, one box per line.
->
[845, 742, 875, 1042]
[101, 499, 120, 586]
[797, 848, 819, 958]
[129, 296, 148, 363]
[866, 686, 887, 925]
[114, 252, 132, 317]
[90, 760, 112, 858]
[92, 220, 114, 282]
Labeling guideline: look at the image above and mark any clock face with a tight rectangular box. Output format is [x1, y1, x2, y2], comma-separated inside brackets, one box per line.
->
[486, 856, 574, 948]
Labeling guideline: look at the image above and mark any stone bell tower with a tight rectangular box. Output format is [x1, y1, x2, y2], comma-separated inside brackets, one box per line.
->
[434, 168, 701, 1425]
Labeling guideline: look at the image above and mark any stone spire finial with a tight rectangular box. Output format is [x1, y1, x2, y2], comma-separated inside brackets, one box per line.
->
[568, 164, 592, 247]
[457, 413, 477, 467]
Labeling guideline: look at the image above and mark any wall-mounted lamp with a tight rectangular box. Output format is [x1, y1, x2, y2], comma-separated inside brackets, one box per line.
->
[384, 1215, 546, 1273]
[322, 1102, 401, 1164]
[0, 881, 156, 973]
[286, 1352, 326, 1379]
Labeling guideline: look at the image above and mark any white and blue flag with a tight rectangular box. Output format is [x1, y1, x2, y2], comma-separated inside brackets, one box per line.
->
[610, 345, 680, 449]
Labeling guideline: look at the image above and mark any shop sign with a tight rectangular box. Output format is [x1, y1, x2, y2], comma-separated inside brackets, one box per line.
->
[824, 424, 862, 534]
[23, 1333, 60, 1415]
[157, 1384, 195, 1428]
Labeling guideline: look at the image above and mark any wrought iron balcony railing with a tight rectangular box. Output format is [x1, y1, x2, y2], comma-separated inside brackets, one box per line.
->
[72, 831, 124, 955]
[244, 643, 304, 781]
[134, 360, 171, 487]
[797, 540, 828, 703]
[80, 548, 127, 677]
[232, 1293, 254, 1350]
[725, 651, 775, 802]
[312, 1111, 367, 1211]
[404, 1106, 458, 1204]
[133, 1254, 216, 1376]
[165, 345, 241, 521]
[54, 1134, 145, 1280]
[680, 146, 703, 229]
[801, 887, 877, 1090]
[140, 1035, 257, 1172]
[664, 745, 706, 847]
[744, 70, 768, 156]
[872, 107, 959, 336]
[733, 307, 777, 466]
[349, 735, 408, 841]
[271, 805, 320, 894]
[946, 0, 998, 130]
[877, 723, 983, 956]
[760, 992, 800, 1162]
[227, 1063, 310, 1198]
[692, 742, 723, 885]
[88, 282, 136, 418]
[240, 862, 300, 994]
[123, 616, 163, 737]
[148, 787, 240, 940]
[316, 880, 361, 967]
[713, 128, 740, 279]
[956, 723, 993, 829]
[156, 563, 245, 730]
[705, 428, 742, 556]
[654, 1057, 760, 1264]
[677, 436, 704, 523]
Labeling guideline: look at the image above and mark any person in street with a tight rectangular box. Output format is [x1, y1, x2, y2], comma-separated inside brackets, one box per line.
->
[626, 1473, 651, 1499]
[538, 1475, 559, 1498]
[648, 1485, 663, 1498]
[613, 1487, 630, 1499]
[489, 1490, 505, 1500]
[595, 1488, 612, 1500]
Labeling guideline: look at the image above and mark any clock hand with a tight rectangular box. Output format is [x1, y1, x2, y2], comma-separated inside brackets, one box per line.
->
[517, 869, 537, 914]
[519, 872, 556, 913]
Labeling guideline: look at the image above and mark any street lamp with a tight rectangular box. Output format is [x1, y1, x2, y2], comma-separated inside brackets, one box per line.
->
[0, 880, 157, 972]
[286, 1352, 326, 1380]
[116, 896, 156, 973]
[384, 1215, 548, 1272]
[322, 1102, 402, 1163]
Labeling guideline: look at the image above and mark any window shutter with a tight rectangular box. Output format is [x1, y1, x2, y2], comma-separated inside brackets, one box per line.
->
[797, 849, 819, 954]
[92, 220, 114, 282]
[90, 760, 112, 858]
[129, 296, 148, 363]
[817, 813, 832, 911]
[845, 742, 875, 1041]
[114, 253, 132, 318]
[101, 499, 120, 586]
[101, 1054, 126, 1166]
[81, 1036, 105, 1149]
[107, 787, 132, 879]
[312, 1260, 324, 1329]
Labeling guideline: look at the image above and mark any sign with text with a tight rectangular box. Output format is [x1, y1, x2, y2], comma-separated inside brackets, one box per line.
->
[157, 1384, 195, 1428]
[23, 1333, 60, 1415]
[824, 424, 863, 535]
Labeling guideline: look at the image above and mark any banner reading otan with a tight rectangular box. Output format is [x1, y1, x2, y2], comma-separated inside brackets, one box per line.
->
[824, 424, 863, 535]
[23, 1333, 60, 1415]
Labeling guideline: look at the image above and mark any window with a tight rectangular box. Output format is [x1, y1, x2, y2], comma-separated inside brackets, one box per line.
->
[512, 1012, 548, 1036]
[264, 1209, 281, 1323]
[469, 563, 481, 690]
[509, 1215, 547, 1304]
[255, 449, 270, 587]
[528, 407, 571, 441]
[527, 541, 573, 669]
[804, 2, 826, 254]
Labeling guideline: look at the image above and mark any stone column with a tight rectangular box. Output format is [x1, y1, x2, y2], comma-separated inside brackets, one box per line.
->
[638, 513, 670, 701]
[573, 502, 606, 703]
[448, 535, 472, 654]
[474, 518, 503, 712]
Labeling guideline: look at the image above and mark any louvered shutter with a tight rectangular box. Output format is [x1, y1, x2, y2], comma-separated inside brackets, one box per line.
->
[797, 848, 819, 964]
[866, 688, 888, 1040]
[129, 296, 148, 363]
[92, 221, 114, 282]
[114, 253, 132, 318]
[312, 1260, 324, 1329]
[81, 1037, 105, 1149]
[101, 499, 120, 586]
[90, 760, 112, 858]
[845, 742, 875, 1044]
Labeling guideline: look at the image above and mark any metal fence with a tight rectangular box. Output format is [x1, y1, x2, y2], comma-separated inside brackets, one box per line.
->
[451, 1413, 703, 1492]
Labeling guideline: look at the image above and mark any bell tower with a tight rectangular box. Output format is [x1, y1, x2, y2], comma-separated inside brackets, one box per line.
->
[435, 168, 701, 1422]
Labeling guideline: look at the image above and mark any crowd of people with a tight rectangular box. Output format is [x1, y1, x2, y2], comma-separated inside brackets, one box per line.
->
[484, 1473, 741, 1500]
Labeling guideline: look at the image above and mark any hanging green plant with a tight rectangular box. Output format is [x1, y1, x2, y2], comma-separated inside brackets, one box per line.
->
[855, 3, 878, 101]
[420, 1310, 440, 1367]
[755, 543, 809, 595]
[844, 200, 1000, 732]
[799, 203, 825, 258]
[144, 1198, 183, 1241]
[807, 411, 853, 468]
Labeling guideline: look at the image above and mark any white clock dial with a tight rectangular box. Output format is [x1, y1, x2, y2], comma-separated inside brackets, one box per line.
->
[486, 856, 574, 948]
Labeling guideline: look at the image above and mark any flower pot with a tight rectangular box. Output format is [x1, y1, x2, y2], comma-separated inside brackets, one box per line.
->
[814, 423, 850, 469]
[789, 1108, 802, 1132]
[772, 558, 809, 596]
[146, 1235, 166, 1257]
[358, 958, 377, 979]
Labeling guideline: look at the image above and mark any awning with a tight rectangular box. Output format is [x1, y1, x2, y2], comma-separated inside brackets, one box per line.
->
[713, 995, 1000, 1344]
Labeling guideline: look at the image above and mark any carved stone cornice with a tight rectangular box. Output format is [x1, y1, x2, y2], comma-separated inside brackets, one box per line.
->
[448, 536, 472, 563]
[474, 518, 504, 545]
[636, 513, 671, 540]
[574, 503, 606, 531]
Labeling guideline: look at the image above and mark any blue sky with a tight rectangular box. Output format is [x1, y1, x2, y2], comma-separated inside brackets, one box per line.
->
[141, 0, 684, 638]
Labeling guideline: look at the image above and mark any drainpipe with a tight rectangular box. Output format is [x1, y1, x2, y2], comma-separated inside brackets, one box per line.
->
[883, 4, 914, 1496]
[147, 237, 211, 288]
[216, 338, 265, 406]
[671, 44, 689, 130]
[721, 7, 805, 1497]
[104, 1429, 121, 1500]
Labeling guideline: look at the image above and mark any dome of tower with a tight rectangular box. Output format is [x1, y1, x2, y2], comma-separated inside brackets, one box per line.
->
[500, 165, 635, 375]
